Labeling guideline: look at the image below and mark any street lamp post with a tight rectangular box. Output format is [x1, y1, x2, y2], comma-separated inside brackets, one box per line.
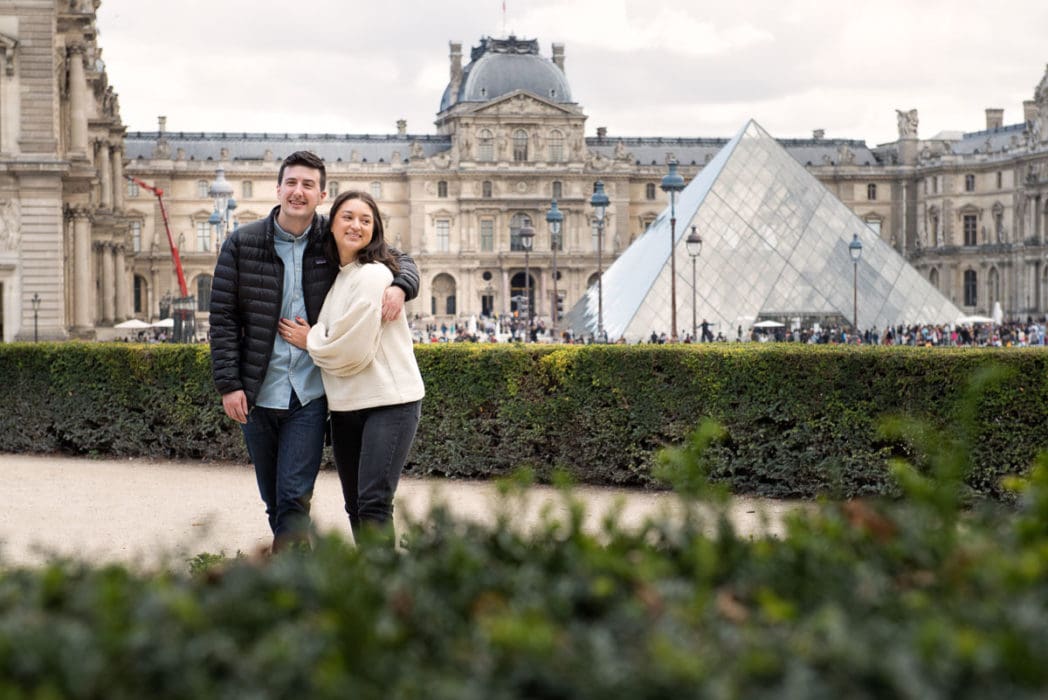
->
[31, 292, 41, 342]
[849, 233, 863, 334]
[546, 199, 563, 340]
[208, 167, 237, 247]
[661, 160, 685, 342]
[590, 182, 609, 341]
[519, 222, 535, 340]
[686, 226, 703, 342]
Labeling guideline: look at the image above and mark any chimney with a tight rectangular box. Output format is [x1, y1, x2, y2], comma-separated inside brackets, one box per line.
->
[158, 115, 166, 134]
[985, 108, 1004, 130]
[552, 43, 565, 73]
[447, 42, 463, 108]
[396, 119, 407, 135]
[1024, 100, 1038, 124]
[812, 128, 825, 140]
[596, 126, 607, 139]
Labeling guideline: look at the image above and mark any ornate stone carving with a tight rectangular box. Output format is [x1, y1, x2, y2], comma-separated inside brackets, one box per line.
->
[896, 108, 918, 139]
[0, 199, 21, 251]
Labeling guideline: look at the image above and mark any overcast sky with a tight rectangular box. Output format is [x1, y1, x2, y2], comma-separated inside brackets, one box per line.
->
[95, 0, 1048, 146]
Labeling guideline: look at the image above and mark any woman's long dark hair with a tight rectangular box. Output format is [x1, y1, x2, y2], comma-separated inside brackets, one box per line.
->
[324, 190, 399, 274]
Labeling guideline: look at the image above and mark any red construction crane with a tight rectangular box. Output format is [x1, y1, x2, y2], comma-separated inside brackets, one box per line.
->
[126, 175, 188, 297]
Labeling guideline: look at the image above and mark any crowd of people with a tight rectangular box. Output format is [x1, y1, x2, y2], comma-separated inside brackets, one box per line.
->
[406, 315, 1048, 348]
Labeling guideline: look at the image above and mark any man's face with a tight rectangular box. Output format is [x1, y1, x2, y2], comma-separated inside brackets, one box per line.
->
[276, 165, 326, 220]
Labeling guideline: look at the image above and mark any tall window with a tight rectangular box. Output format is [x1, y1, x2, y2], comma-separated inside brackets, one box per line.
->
[130, 221, 142, 252]
[963, 269, 978, 307]
[242, 180, 253, 199]
[435, 219, 450, 252]
[965, 174, 975, 192]
[196, 180, 209, 198]
[929, 268, 939, 290]
[513, 129, 528, 161]
[134, 276, 146, 314]
[480, 219, 494, 252]
[196, 274, 212, 312]
[437, 180, 448, 198]
[867, 183, 877, 201]
[510, 213, 532, 251]
[865, 218, 881, 235]
[127, 179, 140, 198]
[963, 214, 978, 246]
[645, 183, 656, 200]
[552, 181, 562, 200]
[478, 129, 494, 161]
[328, 181, 339, 197]
[196, 221, 211, 252]
[482, 180, 493, 198]
[370, 181, 382, 199]
[995, 209, 1004, 242]
[548, 129, 564, 162]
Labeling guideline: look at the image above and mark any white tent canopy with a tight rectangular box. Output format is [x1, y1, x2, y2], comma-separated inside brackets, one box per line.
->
[113, 319, 150, 330]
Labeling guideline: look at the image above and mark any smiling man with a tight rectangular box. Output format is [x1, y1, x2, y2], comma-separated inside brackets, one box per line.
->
[209, 151, 419, 553]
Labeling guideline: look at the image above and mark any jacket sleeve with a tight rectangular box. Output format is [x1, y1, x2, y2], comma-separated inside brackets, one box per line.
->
[208, 235, 243, 395]
[306, 268, 387, 378]
[389, 248, 420, 302]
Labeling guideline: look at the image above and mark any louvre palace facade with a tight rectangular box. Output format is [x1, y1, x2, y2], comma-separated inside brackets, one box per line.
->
[3, 2, 1048, 341]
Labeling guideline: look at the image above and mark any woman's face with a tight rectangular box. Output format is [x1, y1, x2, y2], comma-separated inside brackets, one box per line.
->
[330, 197, 375, 264]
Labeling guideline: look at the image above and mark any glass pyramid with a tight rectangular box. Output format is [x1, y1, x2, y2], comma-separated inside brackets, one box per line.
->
[565, 120, 962, 341]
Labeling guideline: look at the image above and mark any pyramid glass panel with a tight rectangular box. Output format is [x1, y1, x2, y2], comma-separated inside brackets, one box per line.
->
[565, 120, 963, 341]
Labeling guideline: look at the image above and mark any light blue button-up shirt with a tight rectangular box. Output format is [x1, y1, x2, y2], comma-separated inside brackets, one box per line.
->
[254, 221, 326, 410]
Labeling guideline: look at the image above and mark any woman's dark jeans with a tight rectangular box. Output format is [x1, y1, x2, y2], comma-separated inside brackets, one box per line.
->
[329, 400, 422, 543]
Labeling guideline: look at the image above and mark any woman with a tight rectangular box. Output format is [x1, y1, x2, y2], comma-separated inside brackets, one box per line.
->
[280, 190, 424, 544]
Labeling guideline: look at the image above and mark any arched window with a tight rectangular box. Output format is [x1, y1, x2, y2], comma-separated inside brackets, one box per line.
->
[548, 129, 564, 162]
[482, 180, 493, 198]
[965, 173, 976, 192]
[513, 129, 528, 161]
[437, 180, 448, 198]
[963, 269, 978, 307]
[478, 129, 494, 162]
[431, 273, 457, 316]
[867, 183, 877, 201]
[196, 274, 213, 312]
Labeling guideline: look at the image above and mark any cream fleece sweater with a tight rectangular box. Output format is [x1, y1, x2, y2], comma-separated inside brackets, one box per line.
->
[306, 260, 425, 412]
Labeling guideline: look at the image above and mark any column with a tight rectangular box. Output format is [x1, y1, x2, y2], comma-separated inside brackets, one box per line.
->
[97, 139, 112, 209]
[111, 145, 125, 211]
[114, 243, 129, 321]
[501, 267, 511, 317]
[67, 45, 89, 155]
[73, 209, 92, 329]
[100, 241, 115, 324]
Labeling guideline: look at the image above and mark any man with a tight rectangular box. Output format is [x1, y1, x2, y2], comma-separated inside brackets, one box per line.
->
[209, 151, 419, 552]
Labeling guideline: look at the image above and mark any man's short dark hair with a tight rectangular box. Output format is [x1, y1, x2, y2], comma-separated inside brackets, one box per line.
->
[278, 151, 326, 192]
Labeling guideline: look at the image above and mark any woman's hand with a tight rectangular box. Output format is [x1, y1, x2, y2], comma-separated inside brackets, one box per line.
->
[278, 316, 311, 349]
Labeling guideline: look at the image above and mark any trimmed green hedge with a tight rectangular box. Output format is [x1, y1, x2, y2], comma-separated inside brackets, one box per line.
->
[1, 342, 1046, 498]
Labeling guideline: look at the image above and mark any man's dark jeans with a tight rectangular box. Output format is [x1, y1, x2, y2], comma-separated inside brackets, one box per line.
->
[242, 393, 327, 550]
[330, 400, 422, 542]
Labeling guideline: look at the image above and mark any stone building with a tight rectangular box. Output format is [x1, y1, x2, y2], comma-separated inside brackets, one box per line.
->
[0, 0, 132, 341]
[4, 7, 1048, 339]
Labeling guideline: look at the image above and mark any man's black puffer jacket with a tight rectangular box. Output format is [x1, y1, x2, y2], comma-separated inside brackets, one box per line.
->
[209, 205, 420, 407]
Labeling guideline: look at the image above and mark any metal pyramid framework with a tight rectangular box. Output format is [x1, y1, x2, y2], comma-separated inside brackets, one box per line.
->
[565, 120, 962, 341]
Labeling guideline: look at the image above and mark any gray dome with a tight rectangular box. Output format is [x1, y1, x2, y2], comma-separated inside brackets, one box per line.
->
[440, 36, 572, 112]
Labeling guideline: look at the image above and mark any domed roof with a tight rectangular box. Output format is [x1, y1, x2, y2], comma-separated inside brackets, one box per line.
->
[440, 36, 573, 113]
